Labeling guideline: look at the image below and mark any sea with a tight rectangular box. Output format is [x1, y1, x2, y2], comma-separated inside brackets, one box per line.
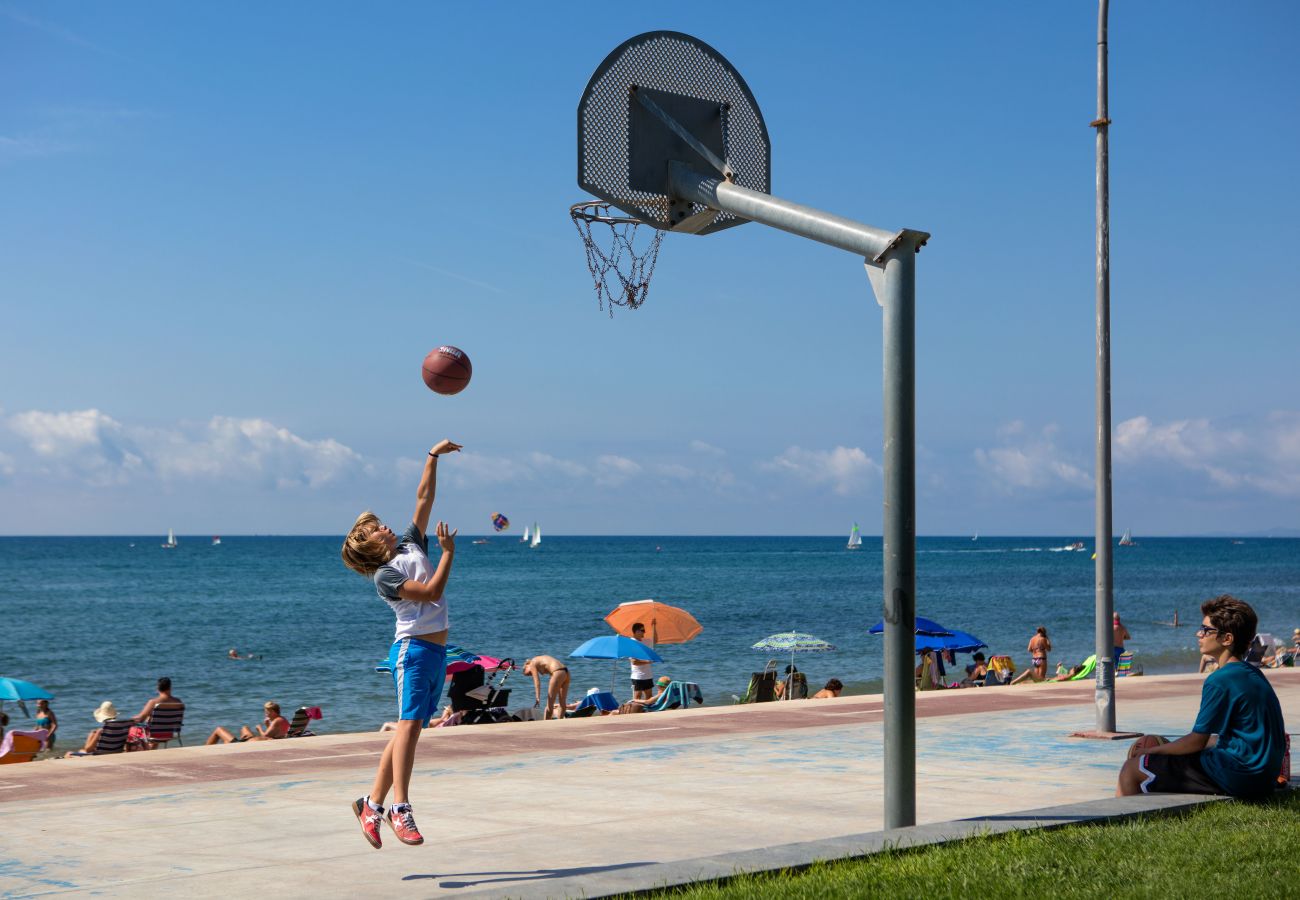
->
[2, 535, 1297, 745]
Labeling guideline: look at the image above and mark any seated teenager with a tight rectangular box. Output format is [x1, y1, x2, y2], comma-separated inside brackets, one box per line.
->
[206, 702, 289, 744]
[1117, 595, 1286, 799]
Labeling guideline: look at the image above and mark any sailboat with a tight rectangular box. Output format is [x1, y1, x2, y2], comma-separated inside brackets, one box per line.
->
[972, 532, 979, 542]
[846, 522, 862, 550]
[211, 536, 222, 546]
[521, 525, 530, 544]
[530, 523, 541, 548]
[1118, 528, 1135, 546]
[161, 528, 178, 549]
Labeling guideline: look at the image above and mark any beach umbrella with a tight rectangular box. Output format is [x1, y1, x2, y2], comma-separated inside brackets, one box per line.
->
[867, 616, 953, 637]
[571, 635, 663, 693]
[913, 629, 987, 654]
[604, 599, 703, 645]
[0, 677, 53, 718]
[750, 633, 837, 698]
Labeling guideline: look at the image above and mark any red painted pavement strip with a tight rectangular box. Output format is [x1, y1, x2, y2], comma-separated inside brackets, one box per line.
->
[5, 670, 1293, 802]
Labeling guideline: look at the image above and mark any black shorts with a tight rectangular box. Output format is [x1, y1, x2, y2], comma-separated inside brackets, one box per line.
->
[631, 678, 654, 692]
[1137, 752, 1224, 796]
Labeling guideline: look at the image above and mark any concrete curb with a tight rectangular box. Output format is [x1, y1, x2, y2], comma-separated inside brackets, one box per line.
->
[458, 793, 1229, 900]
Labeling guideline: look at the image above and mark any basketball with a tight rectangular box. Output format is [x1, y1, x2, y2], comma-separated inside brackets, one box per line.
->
[1128, 733, 1169, 758]
[421, 346, 472, 395]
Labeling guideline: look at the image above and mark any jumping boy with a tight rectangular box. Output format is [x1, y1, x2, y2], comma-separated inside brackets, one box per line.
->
[341, 438, 461, 848]
[1117, 594, 1286, 799]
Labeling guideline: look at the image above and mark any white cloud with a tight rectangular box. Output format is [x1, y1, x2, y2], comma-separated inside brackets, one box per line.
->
[5, 409, 364, 490]
[1115, 412, 1300, 497]
[689, 440, 726, 457]
[594, 454, 642, 487]
[974, 424, 1092, 493]
[761, 446, 880, 496]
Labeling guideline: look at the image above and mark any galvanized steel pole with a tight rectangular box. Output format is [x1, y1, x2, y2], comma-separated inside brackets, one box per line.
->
[669, 161, 926, 827]
[1092, 0, 1117, 732]
[880, 245, 917, 829]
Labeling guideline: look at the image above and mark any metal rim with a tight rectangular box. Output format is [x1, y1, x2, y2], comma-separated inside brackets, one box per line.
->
[570, 200, 647, 226]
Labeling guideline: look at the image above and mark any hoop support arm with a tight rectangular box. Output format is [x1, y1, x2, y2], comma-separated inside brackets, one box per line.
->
[668, 162, 928, 262]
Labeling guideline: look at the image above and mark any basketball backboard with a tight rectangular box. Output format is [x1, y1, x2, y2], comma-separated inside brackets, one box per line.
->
[577, 31, 770, 235]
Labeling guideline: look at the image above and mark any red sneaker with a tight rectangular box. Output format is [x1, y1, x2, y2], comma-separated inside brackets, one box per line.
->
[386, 805, 424, 845]
[351, 797, 383, 849]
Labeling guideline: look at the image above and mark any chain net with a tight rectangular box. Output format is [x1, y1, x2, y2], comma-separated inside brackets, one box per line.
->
[571, 202, 664, 317]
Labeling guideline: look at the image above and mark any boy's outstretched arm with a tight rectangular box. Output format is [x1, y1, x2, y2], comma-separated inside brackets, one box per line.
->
[398, 522, 457, 603]
[413, 440, 462, 534]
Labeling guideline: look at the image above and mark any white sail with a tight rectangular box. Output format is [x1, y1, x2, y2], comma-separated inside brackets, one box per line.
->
[530, 523, 541, 548]
[162, 527, 177, 549]
[521, 525, 530, 543]
[846, 522, 861, 549]
[1119, 528, 1134, 546]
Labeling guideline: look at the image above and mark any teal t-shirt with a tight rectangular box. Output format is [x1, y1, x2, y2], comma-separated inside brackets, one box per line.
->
[1193, 661, 1286, 798]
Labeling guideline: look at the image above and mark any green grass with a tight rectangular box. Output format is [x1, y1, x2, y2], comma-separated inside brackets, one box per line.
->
[636, 792, 1300, 899]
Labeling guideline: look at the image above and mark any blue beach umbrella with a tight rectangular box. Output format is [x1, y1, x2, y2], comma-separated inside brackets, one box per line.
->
[571, 635, 663, 693]
[0, 677, 54, 718]
[868, 616, 953, 637]
[913, 629, 987, 654]
[570, 635, 663, 662]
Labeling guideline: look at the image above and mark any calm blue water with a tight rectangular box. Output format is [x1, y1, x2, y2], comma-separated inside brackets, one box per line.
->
[2, 535, 1297, 744]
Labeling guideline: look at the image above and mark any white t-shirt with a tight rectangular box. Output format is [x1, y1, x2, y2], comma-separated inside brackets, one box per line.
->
[374, 523, 449, 640]
[629, 652, 653, 681]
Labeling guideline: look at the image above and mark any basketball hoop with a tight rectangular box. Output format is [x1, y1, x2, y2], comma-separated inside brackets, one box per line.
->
[571, 200, 664, 316]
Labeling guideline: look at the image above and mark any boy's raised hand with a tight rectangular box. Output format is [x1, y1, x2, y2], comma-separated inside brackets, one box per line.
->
[430, 440, 463, 457]
[435, 520, 458, 552]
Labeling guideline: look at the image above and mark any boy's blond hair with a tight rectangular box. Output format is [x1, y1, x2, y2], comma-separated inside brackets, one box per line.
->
[341, 511, 395, 576]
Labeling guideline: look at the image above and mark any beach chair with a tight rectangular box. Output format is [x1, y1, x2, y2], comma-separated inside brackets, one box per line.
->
[138, 703, 185, 748]
[780, 671, 809, 700]
[286, 707, 320, 738]
[987, 655, 1016, 684]
[72, 718, 133, 756]
[0, 731, 47, 765]
[738, 661, 778, 703]
[1116, 652, 1142, 677]
[644, 681, 703, 712]
[917, 657, 946, 691]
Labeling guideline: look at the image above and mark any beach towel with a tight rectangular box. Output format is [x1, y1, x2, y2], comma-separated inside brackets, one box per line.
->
[1069, 655, 1097, 680]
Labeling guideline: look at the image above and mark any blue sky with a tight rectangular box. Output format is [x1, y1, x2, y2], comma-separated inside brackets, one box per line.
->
[2, 1, 1297, 536]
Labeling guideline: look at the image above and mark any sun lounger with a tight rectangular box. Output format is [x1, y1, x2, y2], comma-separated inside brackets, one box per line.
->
[644, 681, 703, 712]
[0, 729, 48, 764]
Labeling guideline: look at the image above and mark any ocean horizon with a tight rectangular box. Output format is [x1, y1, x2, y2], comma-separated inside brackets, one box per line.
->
[4, 535, 1296, 748]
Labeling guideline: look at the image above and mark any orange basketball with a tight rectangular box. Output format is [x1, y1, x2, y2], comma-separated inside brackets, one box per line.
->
[421, 346, 472, 395]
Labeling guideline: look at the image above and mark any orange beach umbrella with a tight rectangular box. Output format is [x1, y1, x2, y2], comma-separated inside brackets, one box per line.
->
[604, 599, 703, 645]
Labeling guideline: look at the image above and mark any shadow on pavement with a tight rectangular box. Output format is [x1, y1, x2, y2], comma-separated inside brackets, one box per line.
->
[404, 860, 655, 889]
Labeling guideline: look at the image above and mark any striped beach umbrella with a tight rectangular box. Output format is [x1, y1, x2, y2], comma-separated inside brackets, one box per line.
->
[751, 633, 837, 697]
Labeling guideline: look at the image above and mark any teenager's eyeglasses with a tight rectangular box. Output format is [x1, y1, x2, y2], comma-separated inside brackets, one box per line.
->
[1195, 626, 1220, 636]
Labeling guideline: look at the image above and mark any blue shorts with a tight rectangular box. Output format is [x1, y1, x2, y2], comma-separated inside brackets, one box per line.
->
[388, 638, 447, 725]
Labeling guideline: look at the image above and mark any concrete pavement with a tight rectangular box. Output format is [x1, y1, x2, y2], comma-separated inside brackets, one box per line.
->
[2, 669, 1296, 898]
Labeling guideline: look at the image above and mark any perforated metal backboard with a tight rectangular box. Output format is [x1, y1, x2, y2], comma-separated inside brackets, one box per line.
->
[578, 31, 771, 236]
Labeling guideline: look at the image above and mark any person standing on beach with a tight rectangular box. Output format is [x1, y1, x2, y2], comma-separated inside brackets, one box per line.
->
[341, 438, 462, 849]
[1117, 595, 1286, 798]
[523, 656, 571, 720]
[629, 621, 658, 700]
[1113, 613, 1131, 658]
[1011, 627, 1051, 684]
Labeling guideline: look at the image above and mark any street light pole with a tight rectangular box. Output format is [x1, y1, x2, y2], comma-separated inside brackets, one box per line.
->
[1092, 0, 1117, 733]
